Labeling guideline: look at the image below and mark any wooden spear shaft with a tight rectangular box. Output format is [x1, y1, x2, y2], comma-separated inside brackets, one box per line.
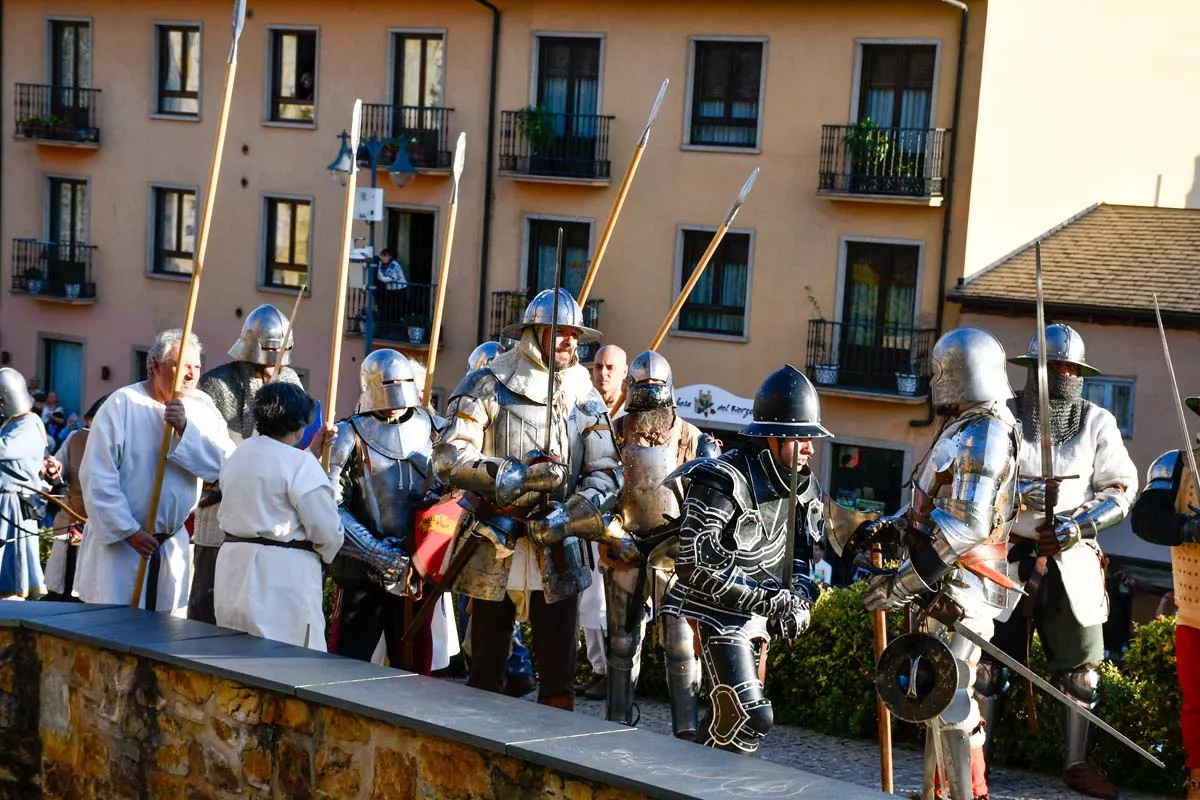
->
[271, 283, 306, 380]
[421, 132, 467, 405]
[871, 542, 894, 794]
[321, 99, 364, 471]
[577, 79, 668, 306]
[130, 0, 246, 609]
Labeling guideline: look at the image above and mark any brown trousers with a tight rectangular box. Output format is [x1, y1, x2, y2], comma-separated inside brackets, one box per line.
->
[468, 591, 579, 710]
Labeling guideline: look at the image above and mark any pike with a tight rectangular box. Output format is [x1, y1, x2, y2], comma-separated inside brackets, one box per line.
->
[1153, 293, 1200, 498]
[577, 78, 669, 306]
[272, 283, 306, 380]
[421, 133, 467, 405]
[543, 227, 565, 460]
[131, 0, 247, 608]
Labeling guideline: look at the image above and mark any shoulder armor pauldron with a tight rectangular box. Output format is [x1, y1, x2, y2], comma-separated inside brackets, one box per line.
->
[328, 421, 358, 472]
[665, 456, 753, 513]
[1145, 449, 1184, 494]
[448, 367, 500, 405]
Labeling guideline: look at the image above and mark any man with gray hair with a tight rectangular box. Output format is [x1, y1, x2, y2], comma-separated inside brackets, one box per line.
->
[76, 329, 235, 615]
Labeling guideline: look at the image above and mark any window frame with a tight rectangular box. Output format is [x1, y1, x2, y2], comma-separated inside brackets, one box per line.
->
[849, 38, 942, 129]
[43, 173, 91, 245]
[132, 346, 151, 383]
[264, 26, 320, 127]
[147, 184, 199, 280]
[682, 35, 768, 154]
[521, 214, 595, 295]
[261, 194, 314, 292]
[1083, 375, 1136, 439]
[151, 22, 203, 120]
[45, 17, 93, 88]
[387, 28, 448, 110]
[529, 32, 606, 114]
[670, 224, 755, 342]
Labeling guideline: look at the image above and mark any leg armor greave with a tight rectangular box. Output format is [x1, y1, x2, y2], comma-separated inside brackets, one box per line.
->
[697, 631, 773, 755]
[973, 659, 1009, 767]
[604, 566, 646, 726]
[1058, 667, 1101, 769]
[931, 726, 975, 800]
[662, 613, 701, 739]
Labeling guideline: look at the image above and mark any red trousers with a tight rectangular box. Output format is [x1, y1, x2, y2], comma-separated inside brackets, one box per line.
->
[1179, 624, 1200, 768]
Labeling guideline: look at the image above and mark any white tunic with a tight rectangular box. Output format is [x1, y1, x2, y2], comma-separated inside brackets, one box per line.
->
[76, 384, 234, 615]
[215, 436, 343, 650]
[1000, 404, 1138, 627]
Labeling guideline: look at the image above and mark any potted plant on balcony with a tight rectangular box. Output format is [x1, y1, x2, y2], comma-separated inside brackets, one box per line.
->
[405, 314, 428, 344]
[842, 117, 890, 194]
[515, 106, 556, 174]
[24, 266, 45, 294]
[806, 286, 840, 385]
[58, 260, 85, 299]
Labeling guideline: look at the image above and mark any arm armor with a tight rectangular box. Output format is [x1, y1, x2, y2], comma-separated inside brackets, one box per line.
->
[336, 507, 411, 585]
[1058, 486, 1130, 540]
[1131, 450, 1195, 546]
[573, 395, 623, 514]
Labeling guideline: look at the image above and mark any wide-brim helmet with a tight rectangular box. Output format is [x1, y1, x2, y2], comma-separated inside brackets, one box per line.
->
[468, 341, 503, 371]
[741, 364, 832, 439]
[1008, 323, 1099, 377]
[0, 368, 33, 418]
[228, 304, 293, 367]
[359, 349, 421, 412]
[626, 350, 675, 412]
[500, 288, 601, 342]
[930, 327, 1014, 407]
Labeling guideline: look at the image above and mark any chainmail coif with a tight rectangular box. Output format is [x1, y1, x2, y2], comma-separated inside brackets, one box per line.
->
[1013, 369, 1089, 446]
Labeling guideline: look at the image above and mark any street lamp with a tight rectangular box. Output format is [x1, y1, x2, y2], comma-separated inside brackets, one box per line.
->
[328, 129, 418, 354]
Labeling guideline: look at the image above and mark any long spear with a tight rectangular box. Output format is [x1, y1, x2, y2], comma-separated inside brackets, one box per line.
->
[130, 0, 246, 608]
[1153, 293, 1200, 495]
[421, 132, 467, 405]
[321, 99, 364, 471]
[271, 283, 306, 380]
[577, 79, 668, 305]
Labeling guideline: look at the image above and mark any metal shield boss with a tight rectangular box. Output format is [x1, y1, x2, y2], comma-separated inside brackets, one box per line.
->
[875, 633, 966, 723]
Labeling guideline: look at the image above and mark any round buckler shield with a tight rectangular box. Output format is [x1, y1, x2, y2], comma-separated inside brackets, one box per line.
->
[875, 633, 960, 723]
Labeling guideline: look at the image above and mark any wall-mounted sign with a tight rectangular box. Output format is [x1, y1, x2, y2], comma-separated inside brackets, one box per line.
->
[675, 384, 755, 428]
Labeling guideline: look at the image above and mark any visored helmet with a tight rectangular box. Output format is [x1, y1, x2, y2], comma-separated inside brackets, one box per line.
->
[626, 350, 675, 412]
[930, 328, 1014, 407]
[0, 368, 33, 419]
[359, 349, 420, 412]
[227, 304, 292, 366]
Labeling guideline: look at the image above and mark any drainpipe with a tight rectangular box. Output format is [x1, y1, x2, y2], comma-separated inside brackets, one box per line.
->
[472, 0, 500, 343]
[912, 0, 968, 429]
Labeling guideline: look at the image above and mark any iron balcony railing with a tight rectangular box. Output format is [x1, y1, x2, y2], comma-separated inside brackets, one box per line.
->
[805, 318, 937, 396]
[489, 290, 604, 362]
[818, 124, 949, 198]
[14, 83, 101, 145]
[359, 104, 454, 170]
[346, 282, 437, 345]
[499, 110, 613, 180]
[11, 239, 97, 300]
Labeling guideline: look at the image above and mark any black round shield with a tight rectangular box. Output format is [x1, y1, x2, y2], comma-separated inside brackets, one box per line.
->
[875, 633, 959, 723]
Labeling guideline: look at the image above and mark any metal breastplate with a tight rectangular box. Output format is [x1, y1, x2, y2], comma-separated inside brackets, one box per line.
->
[620, 441, 681, 533]
[485, 381, 584, 507]
[343, 413, 433, 538]
[729, 450, 821, 588]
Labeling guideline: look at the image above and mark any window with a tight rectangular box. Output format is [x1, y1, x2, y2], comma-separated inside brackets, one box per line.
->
[263, 197, 311, 288]
[268, 29, 317, 122]
[857, 44, 935, 129]
[838, 240, 920, 390]
[829, 443, 906, 515]
[133, 348, 150, 383]
[1083, 377, 1135, 439]
[526, 218, 590, 297]
[688, 40, 764, 148]
[48, 178, 89, 246]
[155, 25, 200, 116]
[676, 228, 751, 337]
[151, 187, 197, 275]
[373, 208, 437, 341]
[392, 33, 444, 108]
[50, 20, 92, 89]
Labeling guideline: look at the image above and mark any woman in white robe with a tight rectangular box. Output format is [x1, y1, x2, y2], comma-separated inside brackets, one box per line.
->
[215, 383, 342, 650]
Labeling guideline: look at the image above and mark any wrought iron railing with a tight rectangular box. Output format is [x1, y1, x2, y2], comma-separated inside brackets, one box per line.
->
[499, 110, 613, 180]
[346, 282, 438, 345]
[14, 83, 101, 145]
[359, 104, 454, 170]
[489, 290, 604, 362]
[805, 318, 937, 396]
[10, 239, 97, 300]
[818, 124, 949, 198]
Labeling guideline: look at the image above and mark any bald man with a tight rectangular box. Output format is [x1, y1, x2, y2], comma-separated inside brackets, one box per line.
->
[591, 345, 628, 417]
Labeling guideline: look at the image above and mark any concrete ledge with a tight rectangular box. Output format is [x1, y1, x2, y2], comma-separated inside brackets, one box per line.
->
[1, 602, 890, 799]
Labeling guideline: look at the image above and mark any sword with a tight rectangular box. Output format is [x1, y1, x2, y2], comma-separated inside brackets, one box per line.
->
[1033, 241, 1055, 528]
[542, 227, 565, 460]
[781, 443, 800, 592]
[1153, 293, 1200, 498]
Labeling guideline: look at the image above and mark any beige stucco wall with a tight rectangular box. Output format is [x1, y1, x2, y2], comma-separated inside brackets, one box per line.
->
[963, 0, 1200, 273]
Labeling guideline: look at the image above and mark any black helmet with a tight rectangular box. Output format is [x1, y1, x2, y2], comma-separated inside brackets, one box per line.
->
[740, 365, 832, 439]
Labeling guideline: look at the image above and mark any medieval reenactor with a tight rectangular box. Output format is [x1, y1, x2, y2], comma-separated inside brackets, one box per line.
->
[0, 367, 50, 598]
[603, 350, 719, 737]
[977, 324, 1136, 800]
[862, 328, 1020, 800]
[663, 365, 829, 755]
[433, 289, 622, 711]
[189, 304, 302, 623]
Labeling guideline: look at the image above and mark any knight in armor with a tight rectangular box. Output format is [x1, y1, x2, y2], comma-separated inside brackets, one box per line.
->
[0, 367, 50, 598]
[432, 289, 622, 711]
[663, 365, 829, 755]
[601, 351, 718, 736]
[862, 328, 1020, 800]
[1131, 396, 1200, 800]
[327, 349, 441, 673]
[189, 304, 303, 624]
[976, 324, 1135, 800]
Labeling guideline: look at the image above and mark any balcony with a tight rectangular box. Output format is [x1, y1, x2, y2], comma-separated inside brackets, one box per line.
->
[817, 124, 949, 205]
[499, 110, 613, 185]
[345, 283, 439, 346]
[804, 319, 936, 400]
[13, 83, 101, 147]
[359, 104, 454, 171]
[489, 290, 604, 363]
[10, 239, 97, 304]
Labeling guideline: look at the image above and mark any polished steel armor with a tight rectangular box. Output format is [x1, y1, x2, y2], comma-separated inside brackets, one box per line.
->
[468, 341, 503, 371]
[359, 349, 421, 413]
[929, 327, 1014, 408]
[625, 351, 675, 412]
[500, 288, 601, 342]
[0, 368, 32, 419]
[1009, 323, 1100, 376]
[227, 304, 293, 366]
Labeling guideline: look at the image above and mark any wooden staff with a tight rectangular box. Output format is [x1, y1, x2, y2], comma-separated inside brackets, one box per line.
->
[271, 283, 306, 380]
[870, 542, 894, 793]
[19, 484, 86, 525]
[131, 0, 246, 608]
[321, 98, 364, 471]
[577, 79, 668, 305]
[421, 132, 467, 405]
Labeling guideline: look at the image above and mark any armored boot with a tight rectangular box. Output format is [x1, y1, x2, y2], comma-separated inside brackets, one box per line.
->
[663, 614, 701, 739]
[603, 566, 645, 726]
[1059, 668, 1117, 800]
[972, 660, 1008, 775]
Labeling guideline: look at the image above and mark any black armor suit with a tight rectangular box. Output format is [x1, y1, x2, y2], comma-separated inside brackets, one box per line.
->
[604, 350, 719, 738]
[664, 365, 829, 755]
[190, 304, 302, 624]
[327, 349, 438, 673]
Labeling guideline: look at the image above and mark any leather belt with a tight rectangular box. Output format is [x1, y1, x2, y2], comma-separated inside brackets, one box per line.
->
[223, 534, 316, 553]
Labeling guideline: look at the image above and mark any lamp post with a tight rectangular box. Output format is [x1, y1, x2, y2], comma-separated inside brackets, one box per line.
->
[328, 127, 417, 355]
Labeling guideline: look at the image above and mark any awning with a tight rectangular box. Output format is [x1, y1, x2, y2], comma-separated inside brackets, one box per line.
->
[674, 384, 754, 433]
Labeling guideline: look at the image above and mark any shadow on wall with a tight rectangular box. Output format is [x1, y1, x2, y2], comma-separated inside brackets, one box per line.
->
[1185, 155, 1200, 209]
